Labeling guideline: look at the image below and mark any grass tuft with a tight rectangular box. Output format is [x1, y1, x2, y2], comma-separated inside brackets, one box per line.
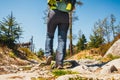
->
[52, 69, 78, 77]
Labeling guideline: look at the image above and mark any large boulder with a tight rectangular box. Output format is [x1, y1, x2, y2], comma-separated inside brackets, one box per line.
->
[100, 58, 120, 75]
[100, 65, 118, 74]
[104, 39, 120, 57]
[102, 58, 120, 69]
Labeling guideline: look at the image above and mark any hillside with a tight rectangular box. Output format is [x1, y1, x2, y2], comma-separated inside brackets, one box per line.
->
[0, 46, 40, 66]
[0, 45, 41, 74]
[0, 46, 25, 66]
[68, 48, 102, 60]
[0, 40, 120, 80]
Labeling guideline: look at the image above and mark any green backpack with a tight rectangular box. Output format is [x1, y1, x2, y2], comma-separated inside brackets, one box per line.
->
[57, 0, 76, 12]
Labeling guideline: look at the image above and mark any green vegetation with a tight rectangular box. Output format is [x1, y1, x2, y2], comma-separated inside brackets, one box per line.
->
[0, 12, 22, 48]
[0, 13, 41, 65]
[31, 76, 95, 80]
[0, 12, 120, 62]
[37, 48, 44, 59]
[76, 34, 87, 51]
[107, 54, 120, 60]
[73, 14, 120, 57]
[0, 12, 119, 80]
[88, 33, 104, 49]
[52, 69, 78, 77]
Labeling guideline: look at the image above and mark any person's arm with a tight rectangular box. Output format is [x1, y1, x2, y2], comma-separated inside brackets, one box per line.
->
[47, 0, 56, 6]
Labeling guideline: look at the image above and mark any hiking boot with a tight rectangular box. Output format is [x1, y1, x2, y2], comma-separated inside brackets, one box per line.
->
[52, 64, 57, 69]
[52, 64, 63, 69]
[46, 56, 53, 65]
[57, 65, 63, 69]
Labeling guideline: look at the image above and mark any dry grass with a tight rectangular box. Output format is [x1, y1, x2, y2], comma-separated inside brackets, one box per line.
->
[0, 46, 39, 66]
[18, 47, 41, 62]
[101, 54, 120, 62]
[68, 48, 102, 60]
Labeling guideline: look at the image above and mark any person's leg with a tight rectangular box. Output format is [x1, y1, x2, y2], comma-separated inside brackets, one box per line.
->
[56, 23, 69, 67]
[45, 10, 57, 64]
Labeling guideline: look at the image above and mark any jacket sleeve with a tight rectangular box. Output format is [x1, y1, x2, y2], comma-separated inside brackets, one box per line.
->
[47, 0, 57, 9]
[47, 0, 56, 6]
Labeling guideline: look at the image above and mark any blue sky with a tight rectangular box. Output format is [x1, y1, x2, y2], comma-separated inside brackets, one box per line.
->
[0, 0, 120, 51]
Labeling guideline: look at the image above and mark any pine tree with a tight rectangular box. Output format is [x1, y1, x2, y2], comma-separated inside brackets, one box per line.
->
[0, 12, 22, 47]
[77, 34, 87, 51]
[88, 33, 104, 48]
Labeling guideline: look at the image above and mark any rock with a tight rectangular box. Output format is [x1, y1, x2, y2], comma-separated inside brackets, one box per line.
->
[102, 58, 120, 69]
[89, 66, 99, 72]
[104, 39, 120, 57]
[29, 59, 39, 64]
[19, 68, 23, 71]
[100, 58, 120, 74]
[56, 74, 82, 80]
[71, 65, 91, 73]
[100, 65, 118, 74]
[70, 59, 103, 73]
[64, 60, 79, 68]
[0, 65, 19, 74]
[78, 59, 101, 66]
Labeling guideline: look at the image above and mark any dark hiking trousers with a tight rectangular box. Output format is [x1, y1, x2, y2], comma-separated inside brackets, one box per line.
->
[45, 9, 69, 65]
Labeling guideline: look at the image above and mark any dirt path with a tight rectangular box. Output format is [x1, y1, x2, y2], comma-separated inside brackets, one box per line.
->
[1, 59, 120, 80]
[0, 64, 54, 80]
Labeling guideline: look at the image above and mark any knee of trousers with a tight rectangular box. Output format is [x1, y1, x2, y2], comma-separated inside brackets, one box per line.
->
[46, 32, 54, 38]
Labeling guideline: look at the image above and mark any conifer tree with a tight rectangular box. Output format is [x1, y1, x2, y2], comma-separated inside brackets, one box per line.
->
[88, 32, 104, 48]
[0, 12, 22, 47]
[77, 34, 87, 51]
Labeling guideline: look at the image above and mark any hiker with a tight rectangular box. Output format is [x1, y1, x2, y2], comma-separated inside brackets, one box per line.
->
[45, 0, 76, 69]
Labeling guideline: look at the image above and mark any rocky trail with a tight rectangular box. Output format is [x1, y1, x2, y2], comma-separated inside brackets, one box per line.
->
[0, 63, 54, 80]
[1, 38, 120, 80]
[0, 58, 120, 80]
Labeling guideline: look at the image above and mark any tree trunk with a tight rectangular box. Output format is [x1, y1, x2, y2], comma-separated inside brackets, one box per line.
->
[69, 12, 73, 56]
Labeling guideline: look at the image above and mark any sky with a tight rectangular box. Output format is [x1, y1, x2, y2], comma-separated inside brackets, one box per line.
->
[0, 0, 120, 52]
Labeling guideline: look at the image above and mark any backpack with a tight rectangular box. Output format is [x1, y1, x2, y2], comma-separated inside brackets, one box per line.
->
[57, 0, 76, 12]
[48, 0, 76, 12]
[65, 0, 76, 10]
